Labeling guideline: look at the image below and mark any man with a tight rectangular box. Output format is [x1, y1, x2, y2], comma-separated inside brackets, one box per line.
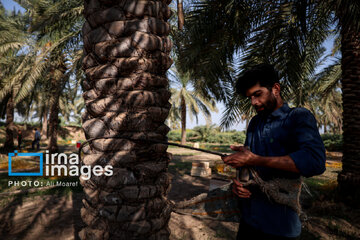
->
[32, 128, 41, 150]
[222, 64, 326, 239]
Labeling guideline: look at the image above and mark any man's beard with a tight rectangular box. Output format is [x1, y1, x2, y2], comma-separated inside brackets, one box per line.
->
[256, 93, 277, 116]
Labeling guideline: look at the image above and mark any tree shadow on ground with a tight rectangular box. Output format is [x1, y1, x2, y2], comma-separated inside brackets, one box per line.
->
[168, 173, 210, 202]
[0, 190, 84, 240]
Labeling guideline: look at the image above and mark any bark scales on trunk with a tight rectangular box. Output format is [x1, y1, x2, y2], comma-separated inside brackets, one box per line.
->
[41, 109, 48, 139]
[177, 0, 184, 30]
[48, 91, 60, 152]
[180, 95, 186, 145]
[48, 59, 67, 153]
[337, 18, 360, 206]
[4, 92, 15, 151]
[80, 0, 173, 239]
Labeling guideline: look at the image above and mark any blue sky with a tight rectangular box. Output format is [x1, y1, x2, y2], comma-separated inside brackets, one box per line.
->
[1, 0, 25, 12]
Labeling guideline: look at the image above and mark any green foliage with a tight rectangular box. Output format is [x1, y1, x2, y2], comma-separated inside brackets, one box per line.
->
[207, 131, 245, 144]
[167, 130, 181, 142]
[207, 132, 232, 144]
[168, 161, 192, 175]
[167, 128, 245, 144]
[173, 0, 348, 132]
[231, 131, 246, 144]
[321, 134, 343, 151]
[167, 68, 218, 135]
[167, 129, 198, 142]
[186, 130, 199, 141]
[193, 125, 216, 142]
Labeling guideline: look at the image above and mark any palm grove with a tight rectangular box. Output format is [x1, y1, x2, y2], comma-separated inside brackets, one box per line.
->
[0, 0, 359, 239]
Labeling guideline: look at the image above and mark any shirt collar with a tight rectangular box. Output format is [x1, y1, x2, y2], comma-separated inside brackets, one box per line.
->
[269, 102, 290, 119]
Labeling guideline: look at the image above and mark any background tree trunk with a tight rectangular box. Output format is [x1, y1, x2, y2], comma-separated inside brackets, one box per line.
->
[48, 59, 66, 153]
[48, 87, 60, 153]
[4, 92, 15, 151]
[337, 16, 360, 206]
[80, 0, 173, 239]
[180, 95, 186, 144]
[177, 0, 184, 30]
[41, 109, 48, 139]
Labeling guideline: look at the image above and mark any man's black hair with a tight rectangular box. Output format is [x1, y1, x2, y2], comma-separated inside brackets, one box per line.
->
[34, 128, 37, 130]
[236, 64, 280, 96]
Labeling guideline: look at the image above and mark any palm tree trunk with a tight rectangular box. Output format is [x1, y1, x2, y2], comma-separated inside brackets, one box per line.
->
[48, 89, 60, 152]
[337, 14, 360, 206]
[4, 92, 15, 151]
[180, 95, 186, 145]
[177, 0, 184, 30]
[80, 0, 173, 239]
[41, 109, 48, 139]
[48, 56, 67, 153]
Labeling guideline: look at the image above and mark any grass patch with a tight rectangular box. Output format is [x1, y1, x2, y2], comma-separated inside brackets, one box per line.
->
[168, 161, 192, 175]
[168, 143, 234, 154]
[171, 152, 200, 156]
[202, 144, 233, 153]
[167, 143, 194, 148]
[303, 169, 339, 200]
[0, 157, 40, 171]
[304, 177, 330, 189]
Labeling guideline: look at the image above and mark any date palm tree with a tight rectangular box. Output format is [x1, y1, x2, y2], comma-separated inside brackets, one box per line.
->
[334, 0, 360, 205]
[80, 0, 173, 238]
[309, 60, 342, 134]
[169, 68, 217, 144]
[0, 5, 30, 151]
[22, 0, 83, 152]
[1, 0, 83, 152]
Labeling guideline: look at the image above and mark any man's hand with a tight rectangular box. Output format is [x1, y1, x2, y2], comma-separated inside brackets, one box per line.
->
[221, 145, 257, 168]
[232, 178, 251, 198]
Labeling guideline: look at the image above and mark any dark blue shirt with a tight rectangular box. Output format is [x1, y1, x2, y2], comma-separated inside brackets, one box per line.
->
[240, 103, 326, 238]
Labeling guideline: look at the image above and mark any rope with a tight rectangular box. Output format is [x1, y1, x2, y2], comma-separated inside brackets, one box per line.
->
[78, 135, 227, 162]
[78, 135, 302, 213]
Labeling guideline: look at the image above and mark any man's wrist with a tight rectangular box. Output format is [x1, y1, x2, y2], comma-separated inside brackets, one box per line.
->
[249, 153, 264, 166]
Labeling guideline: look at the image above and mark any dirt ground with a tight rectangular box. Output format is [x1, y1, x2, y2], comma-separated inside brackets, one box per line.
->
[0, 145, 359, 239]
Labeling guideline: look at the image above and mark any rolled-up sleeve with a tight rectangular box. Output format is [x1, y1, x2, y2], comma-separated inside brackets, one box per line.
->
[288, 108, 326, 177]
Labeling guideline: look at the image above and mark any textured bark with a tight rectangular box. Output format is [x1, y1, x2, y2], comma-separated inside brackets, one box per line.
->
[48, 59, 66, 153]
[177, 0, 184, 30]
[48, 94, 59, 152]
[41, 109, 48, 139]
[180, 95, 186, 145]
[80, 0, 173, 239]
[337, 15, 360, 206]
[4, 92, 15, 151]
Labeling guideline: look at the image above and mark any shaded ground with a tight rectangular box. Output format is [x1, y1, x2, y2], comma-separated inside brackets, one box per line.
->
[0, 192, 83, 240]
[0, 143, 359, 239]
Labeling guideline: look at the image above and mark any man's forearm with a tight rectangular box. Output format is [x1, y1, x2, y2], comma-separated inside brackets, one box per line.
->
[249, 155, 300, 173]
